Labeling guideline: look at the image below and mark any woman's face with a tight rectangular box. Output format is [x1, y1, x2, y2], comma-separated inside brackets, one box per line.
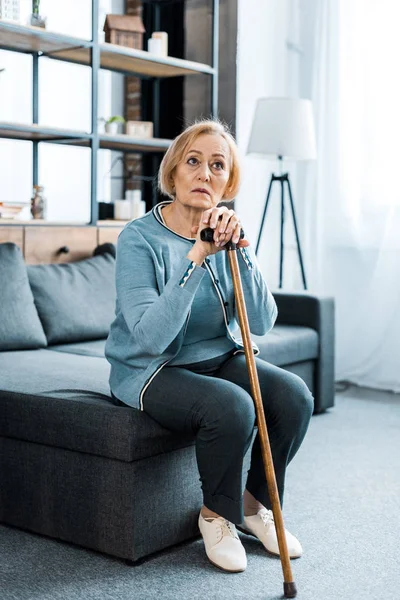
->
[172, 133, 231, 210]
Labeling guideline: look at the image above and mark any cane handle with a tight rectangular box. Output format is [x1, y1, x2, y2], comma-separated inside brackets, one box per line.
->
[200, 227, 245, 244]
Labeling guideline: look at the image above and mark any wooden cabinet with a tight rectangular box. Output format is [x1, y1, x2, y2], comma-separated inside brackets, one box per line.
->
[97, 226, 123, 247]
[0, 224, 125, 264]
[24, 226, 98, 265]
[0, 226, 24, 250]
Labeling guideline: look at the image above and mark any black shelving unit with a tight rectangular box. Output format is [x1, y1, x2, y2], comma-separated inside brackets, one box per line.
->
[0, 0, 219, 224]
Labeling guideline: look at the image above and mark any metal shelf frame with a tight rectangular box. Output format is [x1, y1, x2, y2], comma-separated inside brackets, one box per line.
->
[0, 1, 219, 223]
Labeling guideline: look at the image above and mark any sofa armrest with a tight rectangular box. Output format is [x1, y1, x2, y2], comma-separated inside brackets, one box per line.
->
[272, 291, 335, 414]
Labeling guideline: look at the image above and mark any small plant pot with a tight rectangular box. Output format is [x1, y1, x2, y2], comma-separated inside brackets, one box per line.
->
[30, 14, 47, 28]
[105, 122, 120, 135]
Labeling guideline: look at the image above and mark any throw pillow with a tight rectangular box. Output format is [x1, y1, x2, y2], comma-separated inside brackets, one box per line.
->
[0, 243, 47, 350]
[27, 253, 116, 345]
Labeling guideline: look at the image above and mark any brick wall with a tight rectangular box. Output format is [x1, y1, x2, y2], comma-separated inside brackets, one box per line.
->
[124, 0, 142, 191]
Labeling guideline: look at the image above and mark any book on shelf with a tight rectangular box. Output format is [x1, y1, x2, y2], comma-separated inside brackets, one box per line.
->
[0, 202, 29, 219]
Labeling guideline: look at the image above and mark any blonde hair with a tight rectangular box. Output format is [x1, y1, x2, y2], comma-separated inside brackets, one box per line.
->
[158, 119, 241, 201]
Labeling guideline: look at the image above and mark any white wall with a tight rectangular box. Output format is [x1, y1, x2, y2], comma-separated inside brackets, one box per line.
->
[236, 0, 309, 289]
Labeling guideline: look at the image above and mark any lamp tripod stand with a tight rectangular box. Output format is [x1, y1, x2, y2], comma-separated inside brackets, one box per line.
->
[255, 165, 308, 290]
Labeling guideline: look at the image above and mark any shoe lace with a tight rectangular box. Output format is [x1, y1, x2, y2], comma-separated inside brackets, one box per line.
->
[216, 517, 239, 542]
[260, 509, 275, 527]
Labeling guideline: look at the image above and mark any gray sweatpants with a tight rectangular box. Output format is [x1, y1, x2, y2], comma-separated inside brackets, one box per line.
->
[141, 350, 314, 524]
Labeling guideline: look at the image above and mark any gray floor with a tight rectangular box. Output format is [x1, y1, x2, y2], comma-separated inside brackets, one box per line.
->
[2, 384, 399, 600]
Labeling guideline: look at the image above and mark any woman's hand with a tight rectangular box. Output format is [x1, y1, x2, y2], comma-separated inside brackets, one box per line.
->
[190, 206, 250, 259]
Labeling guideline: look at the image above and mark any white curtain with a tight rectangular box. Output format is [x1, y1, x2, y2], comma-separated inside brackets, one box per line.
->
[302, 0, 400, 391]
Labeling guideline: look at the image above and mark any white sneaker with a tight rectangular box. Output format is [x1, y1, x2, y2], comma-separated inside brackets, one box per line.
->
[237, 508, 303, 559]
[198, 512, 247, 572]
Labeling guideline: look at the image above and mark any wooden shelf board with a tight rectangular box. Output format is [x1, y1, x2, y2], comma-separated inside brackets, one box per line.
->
[0, 219, 93, 226]
[0, 20, 214, 78]
[0, 219, 132, 227]
[0, 123, 171, 152]
[97, 220, 130, 226]
[99, 43, 215, 77]
[0, 122, 91, 143]
[46, 44, 214, 78]
[0, 19, 91, 54]
[99, 133, 170, 152]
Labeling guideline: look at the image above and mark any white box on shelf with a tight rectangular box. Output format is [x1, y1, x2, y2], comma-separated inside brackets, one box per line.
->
[147, 37, 163, 57]
[114, 199, 131, 220]
[129, 190, 146, 220]
[151, 32, 168, 57]
[126, 121, 153, 138]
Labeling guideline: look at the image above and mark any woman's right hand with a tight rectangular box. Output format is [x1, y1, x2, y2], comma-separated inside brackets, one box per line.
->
[189, 206, 250, 263]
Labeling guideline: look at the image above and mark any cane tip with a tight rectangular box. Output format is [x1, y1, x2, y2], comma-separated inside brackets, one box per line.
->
[283, 581, 297, 598]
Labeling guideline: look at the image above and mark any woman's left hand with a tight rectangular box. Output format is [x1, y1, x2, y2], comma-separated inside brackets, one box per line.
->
[191, 206, 250, 248]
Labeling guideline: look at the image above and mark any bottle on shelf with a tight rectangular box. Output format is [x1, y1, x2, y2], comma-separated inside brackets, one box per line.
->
[30, 185, 47, 220]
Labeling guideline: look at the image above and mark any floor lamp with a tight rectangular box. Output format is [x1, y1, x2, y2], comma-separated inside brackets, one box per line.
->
[247, 98, 317, 289]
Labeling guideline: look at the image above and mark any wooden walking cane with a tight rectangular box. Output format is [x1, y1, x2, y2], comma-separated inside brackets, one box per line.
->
[201, 227, 297, 599]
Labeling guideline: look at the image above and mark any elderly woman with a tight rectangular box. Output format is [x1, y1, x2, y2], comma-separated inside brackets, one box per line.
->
[105, 120, 313, 573]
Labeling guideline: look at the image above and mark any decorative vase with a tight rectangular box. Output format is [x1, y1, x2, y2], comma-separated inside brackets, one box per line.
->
[30, 185, 47, 220]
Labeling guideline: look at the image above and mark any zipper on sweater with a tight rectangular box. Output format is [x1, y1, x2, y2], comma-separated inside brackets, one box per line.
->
[139, 309, 191, 411]
[204, 261, 260, 357]
[203, 261, 242, 347]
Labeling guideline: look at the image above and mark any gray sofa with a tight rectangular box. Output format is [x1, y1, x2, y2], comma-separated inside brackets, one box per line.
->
[0, 241, 335, 564]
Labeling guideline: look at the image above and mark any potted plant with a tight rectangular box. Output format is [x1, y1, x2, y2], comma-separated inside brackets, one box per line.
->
[100, 115, 125, 135]
[30, 0, 47, 28]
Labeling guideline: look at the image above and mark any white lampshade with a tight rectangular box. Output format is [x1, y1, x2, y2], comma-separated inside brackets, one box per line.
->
[247, 97, 317, 160]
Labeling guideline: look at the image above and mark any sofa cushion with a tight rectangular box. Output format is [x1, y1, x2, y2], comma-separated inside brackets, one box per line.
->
[0, 324, 319, 464]
[0, 349, 195, 462]
[49, 339, 106, 358]
[27, 254, 116, 344]
[0, 243, 47, 351]
[252, 324, 319, 366]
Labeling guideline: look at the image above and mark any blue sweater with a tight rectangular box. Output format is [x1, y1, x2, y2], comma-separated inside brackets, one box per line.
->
[105, 200, 278, 410]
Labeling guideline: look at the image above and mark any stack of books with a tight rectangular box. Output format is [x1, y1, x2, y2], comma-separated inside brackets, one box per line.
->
[0, 202, 29, 219]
